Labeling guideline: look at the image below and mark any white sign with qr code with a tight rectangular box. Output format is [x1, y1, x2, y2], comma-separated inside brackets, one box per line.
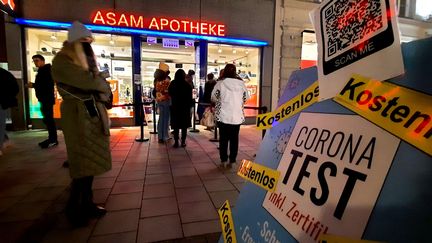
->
[311, 0, 404, 101]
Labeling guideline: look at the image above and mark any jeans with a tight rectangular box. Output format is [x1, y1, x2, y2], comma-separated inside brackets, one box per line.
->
[157, 100, 171, 141]
[0, 108, 6, 149]
[40, 102, 57, 141]
[217, 122, 241, 163]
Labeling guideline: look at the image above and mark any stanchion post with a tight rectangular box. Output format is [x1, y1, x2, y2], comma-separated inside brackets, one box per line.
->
[135, 102, 149, 142]
[150, 100, 157, 134]
[189, 100, 200, 133]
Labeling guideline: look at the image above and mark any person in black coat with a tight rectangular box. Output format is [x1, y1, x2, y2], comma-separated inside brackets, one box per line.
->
[168, 69, 193, 148]
[0, 68, 19, 156]
[27, 54, 58, 148]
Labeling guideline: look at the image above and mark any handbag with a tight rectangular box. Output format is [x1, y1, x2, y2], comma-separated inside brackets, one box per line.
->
[200, 107, 215, 128]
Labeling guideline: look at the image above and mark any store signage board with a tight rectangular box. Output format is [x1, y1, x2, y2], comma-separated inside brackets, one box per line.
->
[162, 38, 179, 49]
[310, 0, 404, 101]
[147, 37, 157, 44]
[221, 38, 432, 243]
[185, 40, 194, 47]
[91, 10, 226, 37]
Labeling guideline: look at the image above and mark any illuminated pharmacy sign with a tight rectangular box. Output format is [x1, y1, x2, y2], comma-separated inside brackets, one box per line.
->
[91, 10, 226, 36]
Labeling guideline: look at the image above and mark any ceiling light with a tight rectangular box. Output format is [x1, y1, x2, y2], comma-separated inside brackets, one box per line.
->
[50, 33, 57, 40]
[218, 48, 222, 53]
[245, 49, 249, 54]
[232, 49, 237, 54]
[109, 36, 115, 45]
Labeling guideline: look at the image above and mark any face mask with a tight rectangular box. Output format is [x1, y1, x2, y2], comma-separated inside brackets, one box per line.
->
[81, 42, 93, 57]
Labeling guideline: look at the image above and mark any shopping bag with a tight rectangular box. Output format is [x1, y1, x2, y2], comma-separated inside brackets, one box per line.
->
[200, 107, 215, 128]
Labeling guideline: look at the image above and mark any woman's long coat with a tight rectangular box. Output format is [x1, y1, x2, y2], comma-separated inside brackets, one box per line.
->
[168, 79, 193, 129]
[52, 43, 112, 179]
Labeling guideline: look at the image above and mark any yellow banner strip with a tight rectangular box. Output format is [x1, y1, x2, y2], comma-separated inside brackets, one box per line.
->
[320, 234, 384, 243]
[334, 74, 432, 156]
[237, 159, 280, 192]
[218, 200, 237, 243]
[256, 81, 319, 130]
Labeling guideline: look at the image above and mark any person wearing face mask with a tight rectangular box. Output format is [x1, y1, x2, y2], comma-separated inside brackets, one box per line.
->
[51, 21, 112, 227]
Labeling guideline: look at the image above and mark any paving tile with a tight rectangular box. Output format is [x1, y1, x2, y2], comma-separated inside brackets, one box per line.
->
[172, 167, 198, 177]
[178, 201, 219, 223]
[141, 197, 178, 217]
[118, 170, 146, 181]
[144, 174, 173, 185]
[146, 165, 171, 175]
[176, 186, 210, 204]
[0, 201, 52, 222]
[182, 219, 221, 237]
[203, 178, 236, 192]
[225, 173, 245, 184]
[20, 186, 66, 203]
[121, 163, 147, 172]
[173, 175, 203, 188]
[93, 189, 111, 204]
[0, 183, 36, 198]
[93, 209, 140, 235]
[209, 190, 240, 208]
[88, 231, 136, 243]
[105, 192, 142, 211]
[92, 177, 116, 189]
[97, 167, 121, 178]
[143, 183, 175, 199]
[111, 180, 144, 194]
[137, 214, 182, 242]
[0, 221, 35, 243]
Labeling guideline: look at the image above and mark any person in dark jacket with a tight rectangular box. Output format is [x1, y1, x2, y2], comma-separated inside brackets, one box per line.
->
[168, 69, 193, 148]
[0, 68, 19, 156]
[203, 73, 217, 104]
[27, 54, 58, 148]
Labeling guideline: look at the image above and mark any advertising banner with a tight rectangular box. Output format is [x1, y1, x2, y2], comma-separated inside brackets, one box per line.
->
[310, 0, 404, 100]
[222, 38, 432, 243]
[262, 112, 399, 242]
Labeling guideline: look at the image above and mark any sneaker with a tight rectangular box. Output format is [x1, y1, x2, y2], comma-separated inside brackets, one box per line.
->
[39, 140, 58, 149]
[181, 142, 186, 147]
[219, 161, 228, 168]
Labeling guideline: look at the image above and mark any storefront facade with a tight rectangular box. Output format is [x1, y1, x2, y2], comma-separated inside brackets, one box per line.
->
[5, 0, 275, 129]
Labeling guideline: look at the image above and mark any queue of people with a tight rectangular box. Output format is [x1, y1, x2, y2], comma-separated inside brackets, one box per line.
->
[2, 19, 250, 227]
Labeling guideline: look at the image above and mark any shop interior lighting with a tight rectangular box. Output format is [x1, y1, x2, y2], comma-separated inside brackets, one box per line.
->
[15, 18, 268, 47]
[232, 48, 237, 54]
[50, 33, 57, 40]
[218, 44, 222, 53]
[245, 48, 249, 54]
[109, 36, 115, 45]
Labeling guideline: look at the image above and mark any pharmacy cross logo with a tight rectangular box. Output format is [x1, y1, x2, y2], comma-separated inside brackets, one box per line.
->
[0, 0, 15, 10]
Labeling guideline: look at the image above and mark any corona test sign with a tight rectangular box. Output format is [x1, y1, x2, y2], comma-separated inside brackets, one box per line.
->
[262, 112, 399, 242]
[92, 10, 226, 36]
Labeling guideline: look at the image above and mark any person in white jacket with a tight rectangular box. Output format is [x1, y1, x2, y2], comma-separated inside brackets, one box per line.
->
[211, 64, 250, 168]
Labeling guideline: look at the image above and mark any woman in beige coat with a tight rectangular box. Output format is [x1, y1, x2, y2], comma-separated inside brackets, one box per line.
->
[52, 21, 112, 227]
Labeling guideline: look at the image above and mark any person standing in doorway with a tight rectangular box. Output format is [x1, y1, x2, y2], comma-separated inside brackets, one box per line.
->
[27, 54, 58, 148]
[154, 62, 171, 143]
[169, 69, 193, 148]
[211, 64, 249, 168]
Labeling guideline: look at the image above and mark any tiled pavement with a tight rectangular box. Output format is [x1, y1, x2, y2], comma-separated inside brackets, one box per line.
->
[0, 124, 261, 243]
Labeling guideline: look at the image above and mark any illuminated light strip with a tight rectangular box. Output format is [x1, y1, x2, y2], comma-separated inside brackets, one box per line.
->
[15, 18, 268, 46]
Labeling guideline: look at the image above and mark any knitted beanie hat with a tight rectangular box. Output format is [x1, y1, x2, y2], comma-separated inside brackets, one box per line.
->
[68, 21, 93, 43]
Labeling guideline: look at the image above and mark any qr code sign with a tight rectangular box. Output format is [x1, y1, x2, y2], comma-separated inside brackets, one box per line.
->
[322, 0, 388, 60]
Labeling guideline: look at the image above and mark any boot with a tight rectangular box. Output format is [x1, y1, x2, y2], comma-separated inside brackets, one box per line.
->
[181, 139, 186, 147]
[65, 179, 89, 227]
[173, 140, 179, 148]
[82, 176, 106, 218]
